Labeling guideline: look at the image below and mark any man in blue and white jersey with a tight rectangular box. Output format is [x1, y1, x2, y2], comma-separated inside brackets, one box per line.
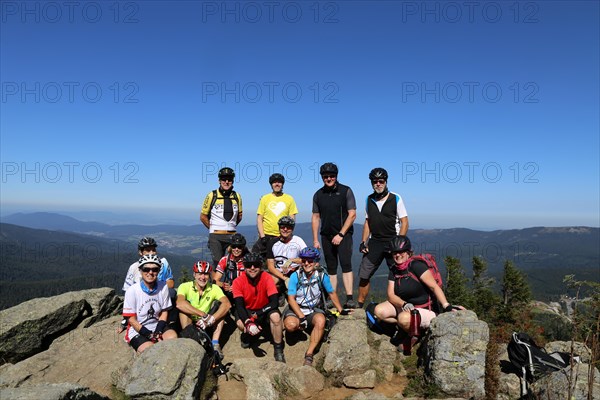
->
[357, 168, 409, 308]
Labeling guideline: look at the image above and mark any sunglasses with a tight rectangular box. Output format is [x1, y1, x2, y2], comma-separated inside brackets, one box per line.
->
[392, 251, 408, 256]
[231, 245, 244, 250]
[141, 267, 160, 273]
[371, 179, 386, 185]
[245, 264, 261, 269]
[220, 177, 233, 182]
[322, 175, 337, 179]
[301, 258, 316, 263]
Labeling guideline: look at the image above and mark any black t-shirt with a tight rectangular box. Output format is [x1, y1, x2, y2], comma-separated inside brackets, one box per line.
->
[388, 260, 431, 306]
[312, 183, 356, 236]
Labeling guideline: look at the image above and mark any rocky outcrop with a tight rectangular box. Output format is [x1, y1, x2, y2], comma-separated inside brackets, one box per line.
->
[530, 363, 600, 400]
[545, 340, 593, 363]
[0, 288, 121, 364]
[0, 383, 108, 400]
[116, 339, 210, 400]
[423, 310, 489, 399]
[0, 315, 132, 397]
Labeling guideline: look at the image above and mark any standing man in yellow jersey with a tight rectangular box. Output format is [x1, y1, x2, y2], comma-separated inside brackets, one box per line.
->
[201, 167, 243, 268]
[252, 173, 298, 258]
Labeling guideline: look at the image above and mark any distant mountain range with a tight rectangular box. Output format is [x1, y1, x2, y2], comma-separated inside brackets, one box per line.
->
[1, 212, 598, 307]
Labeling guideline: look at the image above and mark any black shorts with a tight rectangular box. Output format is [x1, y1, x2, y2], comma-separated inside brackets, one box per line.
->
[128, 334, 151, 352]
[321, 234, 353, 274]
[359, 238, 394, 280]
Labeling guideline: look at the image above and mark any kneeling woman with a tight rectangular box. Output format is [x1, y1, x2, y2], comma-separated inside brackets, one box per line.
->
[123, 254, 178, 353]
[375, 236, 455, 337]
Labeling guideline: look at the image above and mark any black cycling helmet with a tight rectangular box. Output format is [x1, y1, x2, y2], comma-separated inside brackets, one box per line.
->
[269, 173, 285, 184]
[389, 235, 411, 253]
[369, 167, 388, 181]
[319, 162, 338, 176]
[278, 216, 295, 228]
[243, 252, 263, 268]
[218, 167, 235, 179]
[138, 236, 157, 250]
[230, 233, 247, 247]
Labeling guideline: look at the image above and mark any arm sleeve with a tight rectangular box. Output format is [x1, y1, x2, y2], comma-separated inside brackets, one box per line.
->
[234, 297, 250, 322]
[177, 282, 188, 297]
[123, 287, 136, 317]
[287, 273, 299, 296]
[312, 192, 319, 213]
[410, 260, 429, 278]
[201, 192, 213, 215]
[267, 293, 279, 310]
[322, 274, 334, 293]
[346, 187, 357, 210]
[289, 196, 299, 215]
[159, 258, 173, 281]
[256, 195, 265, 215]
[237, 193, 243, 213]
[395, 194, 408, 218]
[160, 284, 172, 310]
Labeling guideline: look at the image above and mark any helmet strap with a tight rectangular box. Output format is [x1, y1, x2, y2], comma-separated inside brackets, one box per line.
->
[219, 187, 233, 197]
[373, 188, 389, 200]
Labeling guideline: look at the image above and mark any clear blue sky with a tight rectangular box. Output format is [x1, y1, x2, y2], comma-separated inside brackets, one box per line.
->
[1, 1, 599, 229]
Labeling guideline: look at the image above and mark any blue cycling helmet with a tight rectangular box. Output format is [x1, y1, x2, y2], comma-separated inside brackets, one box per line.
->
[299, 246, 320, 261]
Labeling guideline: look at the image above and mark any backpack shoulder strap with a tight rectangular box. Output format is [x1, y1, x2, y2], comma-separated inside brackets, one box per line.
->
[208, 190, 218, 219]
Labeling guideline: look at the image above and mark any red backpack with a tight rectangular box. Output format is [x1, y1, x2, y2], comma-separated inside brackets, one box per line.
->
[393, 253, 443, 310]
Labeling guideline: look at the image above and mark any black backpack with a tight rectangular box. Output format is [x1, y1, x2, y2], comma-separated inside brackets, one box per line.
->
[507, 332, 571, 394]
[208, 189, 239, 220]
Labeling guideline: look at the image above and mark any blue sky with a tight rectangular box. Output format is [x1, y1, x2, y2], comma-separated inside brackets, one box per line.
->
[1, 1, 599, 229]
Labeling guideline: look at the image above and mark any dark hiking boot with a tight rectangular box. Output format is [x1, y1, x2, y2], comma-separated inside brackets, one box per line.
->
[274, 343, 286, 363]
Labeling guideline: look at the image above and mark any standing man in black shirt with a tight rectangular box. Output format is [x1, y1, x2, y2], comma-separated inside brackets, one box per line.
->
[311, 162, 357, 309]
[357, 167, 409, 308]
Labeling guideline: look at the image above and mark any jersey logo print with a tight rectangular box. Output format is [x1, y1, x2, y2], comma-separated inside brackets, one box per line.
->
[268, 201, 286, 216]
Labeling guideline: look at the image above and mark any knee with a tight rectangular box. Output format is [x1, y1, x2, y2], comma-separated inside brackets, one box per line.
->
[284, 317, 298, 331]
[397, 311, 410, 329]
[359, 278, 370, 287]
[313, 314, 326, 329]
[270, 312, 281, 324]
[374, 304, 386, 320]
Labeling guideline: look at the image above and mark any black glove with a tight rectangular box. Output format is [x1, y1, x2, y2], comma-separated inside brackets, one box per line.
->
[442, 304, 454, 313]
[139, 326, 153, 339]
[154, 320, 167, 334]
[340, 309, 351, 316]
[261, 304, 273, 315]
[299, 317, 308, 330]
[359, 242, 368, 253]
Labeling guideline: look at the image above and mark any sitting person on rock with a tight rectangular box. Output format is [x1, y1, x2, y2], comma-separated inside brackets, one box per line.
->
[231, 252, 286, 363]
[122, 254, 178, 353]
[177, 261, 231, 357]
[283, 246, 350, 367]
[213, 233, 249, 305]
[374, 235, 458, 351]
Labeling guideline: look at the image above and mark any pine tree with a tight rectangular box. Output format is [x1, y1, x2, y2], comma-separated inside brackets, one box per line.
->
[179, 267, 192, 285]
[444, 256, 471, 306]
[500, 260, 531, 323]
[471, 256, 500, 322]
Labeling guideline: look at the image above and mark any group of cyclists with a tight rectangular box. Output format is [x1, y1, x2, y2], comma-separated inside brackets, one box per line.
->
[121, 163, 457, 368]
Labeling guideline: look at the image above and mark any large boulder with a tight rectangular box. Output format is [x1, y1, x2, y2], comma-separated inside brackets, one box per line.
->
[117, 338, 211, 400]
[322, 310, 371, 377]
[0, 288, 121, 364]
[545, 340, 592, 363]
[0, 315, 133, 398]
[530, 363, 600, 400]
[229, 357, 324, 400]
[423, 310, 489, 399]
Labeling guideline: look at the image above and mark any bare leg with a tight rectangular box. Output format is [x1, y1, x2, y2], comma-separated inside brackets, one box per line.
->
[269, 312, 283, 343]
[306, 313, 325, 356]
[342, 271, 353, 297]
[329, 273, 338, 291]
[358, 278, 370, 304]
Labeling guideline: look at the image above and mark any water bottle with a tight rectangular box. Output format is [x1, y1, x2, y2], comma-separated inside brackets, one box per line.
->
[409, 309, 421, 337]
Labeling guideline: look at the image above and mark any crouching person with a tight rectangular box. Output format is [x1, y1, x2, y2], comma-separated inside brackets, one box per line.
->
[123, 254, 178, 353]
[232, 252, 286, 363]
[177, 261, 231, 357]
[283, 246, 349, 366]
